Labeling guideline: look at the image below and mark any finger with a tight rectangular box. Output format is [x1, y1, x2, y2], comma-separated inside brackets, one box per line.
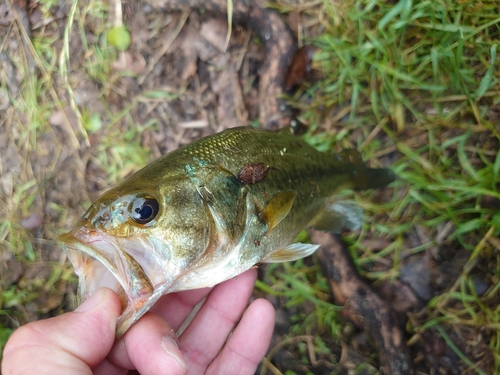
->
[2, 288, 121, 375]
[93, 358, 128, 375]
[107, 312, 188, 375]
[206, 298, 275, 375]
[179, 269, 258, 373]
[150, 286, 212, 331]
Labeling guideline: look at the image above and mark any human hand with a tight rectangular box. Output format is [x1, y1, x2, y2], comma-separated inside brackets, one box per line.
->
[1, 269, 275, 375]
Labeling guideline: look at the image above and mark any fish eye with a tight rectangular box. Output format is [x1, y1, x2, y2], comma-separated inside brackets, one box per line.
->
[130, 197, 159, 225]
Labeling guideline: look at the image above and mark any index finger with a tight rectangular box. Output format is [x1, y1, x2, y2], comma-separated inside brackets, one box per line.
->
[149, 285, 213, 331]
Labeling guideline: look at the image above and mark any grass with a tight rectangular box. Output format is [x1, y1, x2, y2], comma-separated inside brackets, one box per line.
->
[266, 0, 499, 372]
[1, 0, 499, 372]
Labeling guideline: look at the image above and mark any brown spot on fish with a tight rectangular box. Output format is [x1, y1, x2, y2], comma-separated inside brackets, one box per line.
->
[254, 239, 261, 246]
[237, 162, 277, 184]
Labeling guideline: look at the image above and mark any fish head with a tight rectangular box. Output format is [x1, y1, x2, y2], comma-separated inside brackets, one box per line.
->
[58, 176, 211, 336]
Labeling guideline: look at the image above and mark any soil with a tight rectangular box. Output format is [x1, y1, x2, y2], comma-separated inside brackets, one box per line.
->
[0, 1, 497, 374]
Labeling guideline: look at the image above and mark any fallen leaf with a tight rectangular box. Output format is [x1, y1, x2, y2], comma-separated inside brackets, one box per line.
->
[480, 194, 500, 209]
[378, 280, 422, 314]
[20, 213, 43, 230]
[112, 51, 147, 74]
[285, 45, 315, 92]
[400, 253, 435, 301]
[200, 19, 228, 52]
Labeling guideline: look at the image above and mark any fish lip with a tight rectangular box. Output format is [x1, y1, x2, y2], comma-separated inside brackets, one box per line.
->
[58, 228, 156, 337]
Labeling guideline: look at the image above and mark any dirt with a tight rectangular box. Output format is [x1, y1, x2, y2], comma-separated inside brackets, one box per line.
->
[0, 0, 497, 374]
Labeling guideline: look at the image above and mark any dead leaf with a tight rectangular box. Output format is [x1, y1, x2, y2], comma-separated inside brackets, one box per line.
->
[378, 280, 422, 314]
[480, 195, 500, 209]
[112, 51, 147, 75]
[400, 253, 434, 301]
[49, 110, 66, 127]
[285, 45, 315, 92]
[211, 64, 246, 128]
[1, 255, 24, 289]
[200, 19, 228, 53]
[20, 213, 43, 230]
[178, 26, 220, 80]
[35, 288, 64, 314]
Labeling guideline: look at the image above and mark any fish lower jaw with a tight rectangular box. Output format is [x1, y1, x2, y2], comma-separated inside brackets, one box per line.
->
[73, 253, 131, 314]
[74, 252, 158, 337]
[59, 232, 159, 336]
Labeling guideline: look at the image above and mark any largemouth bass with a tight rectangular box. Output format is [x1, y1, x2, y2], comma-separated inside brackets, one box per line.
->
[58, 127, 395, 336]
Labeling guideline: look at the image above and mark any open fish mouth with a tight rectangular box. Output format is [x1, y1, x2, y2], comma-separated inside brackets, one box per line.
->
[58, 227, 166, 337]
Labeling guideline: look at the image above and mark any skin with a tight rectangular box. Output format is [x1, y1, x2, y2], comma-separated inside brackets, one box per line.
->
[1, 269, 274, 375]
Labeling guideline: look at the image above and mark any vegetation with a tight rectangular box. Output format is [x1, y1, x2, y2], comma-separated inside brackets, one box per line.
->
[0, 0, 498, 372]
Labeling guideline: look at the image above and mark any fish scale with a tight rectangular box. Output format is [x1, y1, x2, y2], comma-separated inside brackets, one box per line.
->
[58, 126, 395, 336]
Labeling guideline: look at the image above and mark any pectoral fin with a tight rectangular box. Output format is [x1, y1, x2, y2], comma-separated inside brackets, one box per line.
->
[309, 201, 363, 233]
[259, 190, 297, 230]
[263, 243, 320, 263]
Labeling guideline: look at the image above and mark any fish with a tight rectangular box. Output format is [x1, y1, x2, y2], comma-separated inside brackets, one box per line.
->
[58, 126, 395, 336]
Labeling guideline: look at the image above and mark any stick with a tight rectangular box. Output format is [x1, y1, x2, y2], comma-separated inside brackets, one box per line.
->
[308, 229, 415, 375]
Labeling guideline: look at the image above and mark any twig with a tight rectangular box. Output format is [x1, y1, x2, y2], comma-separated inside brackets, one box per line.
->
[308, 230, 415, 375]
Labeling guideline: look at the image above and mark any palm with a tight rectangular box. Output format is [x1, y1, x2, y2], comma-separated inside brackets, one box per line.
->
[97, 269, 275, 375]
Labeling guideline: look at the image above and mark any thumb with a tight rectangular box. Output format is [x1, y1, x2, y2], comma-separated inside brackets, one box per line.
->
[2, 288, 122, 375]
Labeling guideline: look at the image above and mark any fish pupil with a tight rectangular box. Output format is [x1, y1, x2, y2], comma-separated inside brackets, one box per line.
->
[136, 205, 152, 218]
[131, 198, 159, 224]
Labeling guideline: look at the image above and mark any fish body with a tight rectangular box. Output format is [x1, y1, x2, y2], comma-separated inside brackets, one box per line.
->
[58, 127, 394, 336]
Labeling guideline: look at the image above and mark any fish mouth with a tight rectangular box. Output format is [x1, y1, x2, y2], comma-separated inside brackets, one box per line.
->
[58, 227, 166, 337]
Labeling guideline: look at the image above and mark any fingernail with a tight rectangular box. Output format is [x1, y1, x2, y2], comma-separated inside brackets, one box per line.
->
[161, 336, 188, 370]
[75, 288, 106, 312]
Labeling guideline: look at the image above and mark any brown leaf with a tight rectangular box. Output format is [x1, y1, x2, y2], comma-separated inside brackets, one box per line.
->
[178, 26, 220, 80]
[20, 213, 43, 230]
[112, 51, 147, 75]
[1, 255, 24, 289]
[200, 19, 228, 52]
[400, 253, 435, 301]
[378, 280, 422, 314]
[480, 194, 500, 209]
[35, 288, 64, 314]
[285, 45, 315, 92]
